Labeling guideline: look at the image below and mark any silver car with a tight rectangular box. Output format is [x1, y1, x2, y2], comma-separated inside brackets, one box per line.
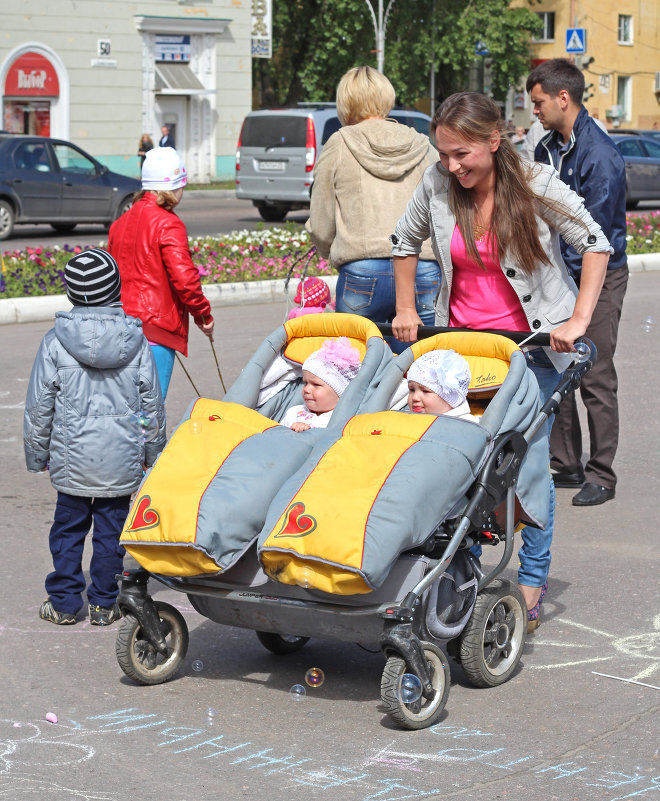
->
[611, 134, 660, 208]
[235, 104, 433, 222]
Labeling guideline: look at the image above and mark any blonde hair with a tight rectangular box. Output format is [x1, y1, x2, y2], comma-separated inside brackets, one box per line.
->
[336, 66, 396, 126]
[133, 188, 180, 212]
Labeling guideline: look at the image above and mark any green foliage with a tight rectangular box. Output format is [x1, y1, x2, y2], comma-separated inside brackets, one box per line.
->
[253, 0, 543, 108]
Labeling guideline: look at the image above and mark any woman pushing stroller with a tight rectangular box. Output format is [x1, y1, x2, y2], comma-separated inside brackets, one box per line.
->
[391, 92, 611, 630]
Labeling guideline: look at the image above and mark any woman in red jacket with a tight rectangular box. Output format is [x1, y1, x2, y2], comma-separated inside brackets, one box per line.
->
[108, 147, 214, 398]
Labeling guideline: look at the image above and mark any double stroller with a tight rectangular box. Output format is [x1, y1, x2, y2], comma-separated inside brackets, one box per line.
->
[115, 313, 594, 729]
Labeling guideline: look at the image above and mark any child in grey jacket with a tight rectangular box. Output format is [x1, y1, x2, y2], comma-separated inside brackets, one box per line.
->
[24, 249, 166, 626]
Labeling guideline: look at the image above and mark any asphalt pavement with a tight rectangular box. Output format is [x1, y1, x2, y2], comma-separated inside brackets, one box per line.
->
[0, 274, 659, 801]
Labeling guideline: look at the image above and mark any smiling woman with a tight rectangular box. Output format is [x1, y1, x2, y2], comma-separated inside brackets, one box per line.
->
[390, 91, 612, 629]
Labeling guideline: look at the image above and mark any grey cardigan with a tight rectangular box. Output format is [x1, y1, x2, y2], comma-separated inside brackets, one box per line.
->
[24, 306, 166, 497]
[391, 162, 612, 371]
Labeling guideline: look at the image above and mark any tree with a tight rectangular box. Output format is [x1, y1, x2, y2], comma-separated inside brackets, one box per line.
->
[252, 0, 542, 108]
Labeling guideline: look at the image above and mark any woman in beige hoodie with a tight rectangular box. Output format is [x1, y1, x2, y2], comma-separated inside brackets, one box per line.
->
[306, 66, 439, 349]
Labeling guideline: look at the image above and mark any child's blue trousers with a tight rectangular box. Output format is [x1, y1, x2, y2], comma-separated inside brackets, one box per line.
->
[45, 492, 131, 614]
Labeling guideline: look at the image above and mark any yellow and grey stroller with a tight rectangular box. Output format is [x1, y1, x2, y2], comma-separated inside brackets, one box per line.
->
[115, 314, 595, 729]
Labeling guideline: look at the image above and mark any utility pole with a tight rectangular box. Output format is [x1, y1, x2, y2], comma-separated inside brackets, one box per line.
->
[363, 0, 397, 73]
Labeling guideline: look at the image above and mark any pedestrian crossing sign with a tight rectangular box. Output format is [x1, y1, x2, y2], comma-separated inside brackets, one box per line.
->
[566, 28, 586, 53]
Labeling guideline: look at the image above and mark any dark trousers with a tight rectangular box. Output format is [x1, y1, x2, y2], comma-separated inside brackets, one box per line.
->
[550, 265, 629, 489]
[45, 492, 130, 614]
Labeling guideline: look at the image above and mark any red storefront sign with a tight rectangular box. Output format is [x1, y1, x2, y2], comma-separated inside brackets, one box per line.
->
[4, 52, 59, 96]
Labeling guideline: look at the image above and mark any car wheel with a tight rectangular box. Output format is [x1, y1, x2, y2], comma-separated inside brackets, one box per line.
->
[0, 199, 16, 240]
[257, 202, 288, 222]
[50, 223, 77, 234]
[106, 195, 134, 228]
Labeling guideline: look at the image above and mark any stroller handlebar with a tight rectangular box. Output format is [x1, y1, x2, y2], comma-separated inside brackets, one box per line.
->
[377, 324, 552, 347]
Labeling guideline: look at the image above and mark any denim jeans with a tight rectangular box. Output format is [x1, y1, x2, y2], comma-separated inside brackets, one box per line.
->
[336, 258, 441, 354]
[518, 348, 560, 588]
[150, 343, 175, 400]
[46, 492, 130, 613]
[470, 348, 559, 588]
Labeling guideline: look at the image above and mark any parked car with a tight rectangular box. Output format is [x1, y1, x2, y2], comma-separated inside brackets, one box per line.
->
[235, 103, 434, 221]
[611, 128, 660, 143]
[610, 134, 660, 208]
[0, 134, 140, 240]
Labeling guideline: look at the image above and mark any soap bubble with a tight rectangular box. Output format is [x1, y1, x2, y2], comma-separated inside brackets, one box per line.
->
[298, 568, 311, 589]
[304, 667, 325, 688]
[641, 315, 656, 333]
[191, 659, 203, 672]
[133, 411, 156, 443]
[190, 420, 202, 434]
[573, 341, 591, 363]
[207, 707, 217, 724]
[290, 683, 306, 701]
[397, 673, 423, 704]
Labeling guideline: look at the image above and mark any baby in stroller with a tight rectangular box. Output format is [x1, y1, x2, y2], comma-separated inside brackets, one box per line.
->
[407, 349, 479, 422]
[283, 337, 362, 431]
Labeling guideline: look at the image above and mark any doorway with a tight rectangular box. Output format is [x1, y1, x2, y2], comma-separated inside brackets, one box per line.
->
[155, 96, 186, 159]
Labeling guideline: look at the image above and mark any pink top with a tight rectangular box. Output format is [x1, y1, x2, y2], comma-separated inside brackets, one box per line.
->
[449, 225, 528, 331]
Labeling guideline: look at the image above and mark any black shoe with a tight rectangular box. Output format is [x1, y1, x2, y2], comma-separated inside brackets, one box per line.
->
[39, 598, 76, 625]
[572, 483, 615, 506]
[552, 469, 585, 488]
[89, 603, 122, 626]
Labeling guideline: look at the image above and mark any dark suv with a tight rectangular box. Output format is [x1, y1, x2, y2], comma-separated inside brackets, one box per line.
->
[235, 103, 433, 221]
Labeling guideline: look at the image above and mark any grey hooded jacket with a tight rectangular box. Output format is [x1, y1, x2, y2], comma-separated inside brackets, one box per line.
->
[24, 306, 166, 497]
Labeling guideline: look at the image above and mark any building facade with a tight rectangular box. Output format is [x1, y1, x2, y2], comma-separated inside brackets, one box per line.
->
[1, 0, 253, 181]
[509, 0, 660, 130]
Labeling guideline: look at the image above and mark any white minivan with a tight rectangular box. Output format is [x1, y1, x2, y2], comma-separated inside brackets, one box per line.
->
[235, 103, 433, 221]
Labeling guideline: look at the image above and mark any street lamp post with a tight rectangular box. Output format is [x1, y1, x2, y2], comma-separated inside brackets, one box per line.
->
[363, 0, 397, 73]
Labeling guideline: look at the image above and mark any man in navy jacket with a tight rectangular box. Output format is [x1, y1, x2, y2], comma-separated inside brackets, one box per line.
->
[526, 58, 628, 507]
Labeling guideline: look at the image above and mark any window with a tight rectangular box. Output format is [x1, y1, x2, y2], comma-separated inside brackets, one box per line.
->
[617, 139, 643, 157]
[533, 12, 555, 42]
[618, 15, 633, 45]
[14, 141, 52, 172]
[617, 76, 632, 122]
[644, 140, 660, 159]
[52, 143, 98, 175]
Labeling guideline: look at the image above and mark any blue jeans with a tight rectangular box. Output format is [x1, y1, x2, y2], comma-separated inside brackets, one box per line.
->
[336, 259, 440, 353]
[46, 492, 130, 613]
[470, 348, 558, 588]
[518, 348, 559, 588]
[150, 343, 175, 400]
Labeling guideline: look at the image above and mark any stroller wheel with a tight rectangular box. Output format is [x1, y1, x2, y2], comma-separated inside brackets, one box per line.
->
[381, 643, 450, 730]
[459, 579, 526, 688]
[255, 631, 310, 654]
[115, 601, 189, 685]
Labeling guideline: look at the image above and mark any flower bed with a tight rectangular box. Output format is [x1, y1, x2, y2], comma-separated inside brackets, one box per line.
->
[1, 214, 659, 299]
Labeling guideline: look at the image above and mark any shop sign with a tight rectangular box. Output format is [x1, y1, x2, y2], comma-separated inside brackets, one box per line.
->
[251, 0, 272, 58]
[155, 35, 191, 63]
[4, 52, 59, 96]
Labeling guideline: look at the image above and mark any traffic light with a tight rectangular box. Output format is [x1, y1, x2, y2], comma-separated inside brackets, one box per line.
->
[576, 55, 595, 70]
[583, 82, 594, 102]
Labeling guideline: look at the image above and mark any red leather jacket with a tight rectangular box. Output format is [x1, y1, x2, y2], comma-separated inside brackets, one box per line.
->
[108, 193, 212, 356]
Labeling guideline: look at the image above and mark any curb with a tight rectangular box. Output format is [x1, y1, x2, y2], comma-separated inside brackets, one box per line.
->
[1, 255, 658, 326]
[0, 275, 339, 326]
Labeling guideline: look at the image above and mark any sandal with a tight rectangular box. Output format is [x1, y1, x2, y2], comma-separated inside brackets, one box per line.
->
[527, 582, 548, 633]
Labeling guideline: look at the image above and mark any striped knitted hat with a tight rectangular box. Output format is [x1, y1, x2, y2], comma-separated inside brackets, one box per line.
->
[64, 248, 122, 307]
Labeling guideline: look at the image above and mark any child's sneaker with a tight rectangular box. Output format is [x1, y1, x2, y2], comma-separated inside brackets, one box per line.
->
[39, 598, 76, 625]
[89, 603, 122, 626]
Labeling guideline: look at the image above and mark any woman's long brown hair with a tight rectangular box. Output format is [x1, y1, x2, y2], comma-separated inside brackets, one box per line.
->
[431, 92, 575, 274]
